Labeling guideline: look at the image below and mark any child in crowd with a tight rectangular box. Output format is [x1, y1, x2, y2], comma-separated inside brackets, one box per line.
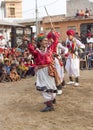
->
[24, 59, 35, 76]
[0, 63, 6, 82]
[18, 60, 28, 78]
[10, 64, 20, 81]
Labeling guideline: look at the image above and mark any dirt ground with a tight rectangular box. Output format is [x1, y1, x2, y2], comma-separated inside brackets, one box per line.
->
[0, 70, 93, 130]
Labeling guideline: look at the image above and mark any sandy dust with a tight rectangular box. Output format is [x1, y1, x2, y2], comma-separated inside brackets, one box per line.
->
[0, 70, 93, 130]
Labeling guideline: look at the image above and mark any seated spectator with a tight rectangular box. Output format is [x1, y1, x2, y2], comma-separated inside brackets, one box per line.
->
[4, 58, 11, 74]
[86, 33, 93, 44]
[75, 32, 81, 41]
[76, 9, 80, 17]
[24, 59, 35, 76]
[7, 53, 14, 64]
[4, 58, 11, 81]
[0, 63, 6, 82]
[15, 55, 22, 66]
[85, 8, 90, 18]
[79, 9, 85, 17]
[87, 43, 93, 69]
[17, 60, 28, 78]
[10, 64, 20, 81]
[80, 33, 87, 45]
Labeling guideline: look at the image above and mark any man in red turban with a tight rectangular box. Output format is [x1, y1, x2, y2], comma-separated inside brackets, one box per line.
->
[65, 29, 85, 87]
[47, 28, 60, 44]
[66, 29, 75, 36]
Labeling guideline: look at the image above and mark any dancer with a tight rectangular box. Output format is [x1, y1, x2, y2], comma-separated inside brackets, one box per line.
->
[65, 29, 85, 86]
[47, 29, 68, 94]
[28, 33, 60, 112]
[56, 42, 68, 88]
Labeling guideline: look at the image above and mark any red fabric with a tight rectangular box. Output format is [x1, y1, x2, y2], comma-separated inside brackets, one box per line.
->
[66, 29, 75, 36]
[0, 35, 4, 39]
[65, 53, 69, 57]
[47, 31, 60, 43]
[0, 48, 3, 53]
[47, 31, 60, 53]
[87, 32, 92, 37]
[72, 43, 75, 51]
[48, 41, 58, 53]
[25, 63, 36, 67]
[28, 44, 54, 66]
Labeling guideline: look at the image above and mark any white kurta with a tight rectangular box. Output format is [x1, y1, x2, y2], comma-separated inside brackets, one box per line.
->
[65, 38, 85, 77]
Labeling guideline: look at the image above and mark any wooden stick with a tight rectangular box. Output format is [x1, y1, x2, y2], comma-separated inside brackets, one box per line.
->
[44, 6, 54, 29]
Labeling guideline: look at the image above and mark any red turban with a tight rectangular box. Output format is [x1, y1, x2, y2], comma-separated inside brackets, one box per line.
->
[47, 31, 60, 42]
[87, 32, 92, 37]
[66, 29, 75, 36]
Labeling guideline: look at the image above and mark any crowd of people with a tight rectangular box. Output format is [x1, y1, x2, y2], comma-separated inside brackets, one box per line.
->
[76, 8, 91, 18]
[75, 31, 93, 70]
[0, 28, 93, 112]
[0, 47, 35, 82]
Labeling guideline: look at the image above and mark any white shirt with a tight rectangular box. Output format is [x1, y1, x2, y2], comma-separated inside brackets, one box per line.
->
[86, 37, 93, 43]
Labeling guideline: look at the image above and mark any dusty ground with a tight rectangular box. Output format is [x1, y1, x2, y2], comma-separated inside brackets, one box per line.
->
[0, 70, 93, 130]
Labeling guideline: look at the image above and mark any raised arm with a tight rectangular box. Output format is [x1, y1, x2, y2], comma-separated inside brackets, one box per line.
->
[28, 43, 38, 57]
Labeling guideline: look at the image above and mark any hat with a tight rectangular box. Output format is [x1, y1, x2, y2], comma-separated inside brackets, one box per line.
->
[66, 29, 75, 36]
[37, 33, 46, 42]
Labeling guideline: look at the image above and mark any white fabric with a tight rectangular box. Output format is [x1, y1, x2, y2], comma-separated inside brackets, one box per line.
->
[54, 43, 67, 83]
[0, 39, 7, 48]
[54, 57, 64, 82]
[65, 38, 85, 77]
[42, 92, 56, 102]
[65, 58, 80, 77]
[87, 38, 93, 43]
[0, 53, 4, 62]
[36, 67, 57, 101]
[57, 43, 68, 55]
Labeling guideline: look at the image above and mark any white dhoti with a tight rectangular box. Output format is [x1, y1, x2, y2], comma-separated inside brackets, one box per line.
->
[65, 58, 80, 77]
[36, 67, 57, 102]
[54, 57, 64, 82]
